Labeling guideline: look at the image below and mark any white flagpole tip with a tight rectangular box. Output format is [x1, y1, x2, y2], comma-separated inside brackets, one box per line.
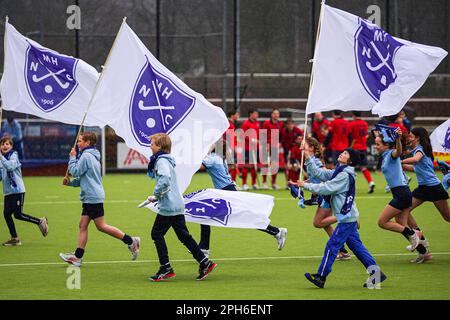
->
[123, 17, 127, 22]
[5, 16, 9, 22]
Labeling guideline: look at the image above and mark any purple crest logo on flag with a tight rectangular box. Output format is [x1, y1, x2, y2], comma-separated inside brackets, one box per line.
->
[185, 198, 232, 226]
[442, 127, 450, 150]
[25, 43, 78, 112]
[129, 58, 196, 146]
[354, 19, 404, 102]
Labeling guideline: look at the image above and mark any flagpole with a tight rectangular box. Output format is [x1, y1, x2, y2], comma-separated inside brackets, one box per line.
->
[0, 16, 9, 130]
[298, 1, 325, 186]
[65, 17, 127, 178]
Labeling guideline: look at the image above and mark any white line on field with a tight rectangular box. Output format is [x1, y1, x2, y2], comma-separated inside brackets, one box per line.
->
[0, 195, 391, 206]
[1, 252, 449, 268]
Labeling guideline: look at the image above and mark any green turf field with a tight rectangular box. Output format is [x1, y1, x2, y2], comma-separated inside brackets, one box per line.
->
[0, 172, 449, 300]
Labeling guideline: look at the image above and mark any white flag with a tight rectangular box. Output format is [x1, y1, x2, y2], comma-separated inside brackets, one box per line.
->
[430, 119, 450, 153]
[306, 4, 448, 117]
[146, 189, 273, 229]
[0, 21, 100, 125]
[88, 21, 229, 193]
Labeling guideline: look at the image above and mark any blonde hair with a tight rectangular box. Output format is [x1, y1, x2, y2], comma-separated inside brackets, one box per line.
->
[151, 133, 172, 153]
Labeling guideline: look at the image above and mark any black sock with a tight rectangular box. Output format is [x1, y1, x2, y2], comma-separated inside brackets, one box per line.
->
[416, 244, 427, 255]
[401, 227, 415, 239]
[75, 248, 85, 259]
[122, 234, 133, 246]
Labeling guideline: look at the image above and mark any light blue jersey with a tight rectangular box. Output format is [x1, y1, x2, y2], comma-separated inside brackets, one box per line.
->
[202, 153, 234, 189]
[412, 145, 440, 186]
[307, 156, 324, 184]
[382, 149, 407, 189]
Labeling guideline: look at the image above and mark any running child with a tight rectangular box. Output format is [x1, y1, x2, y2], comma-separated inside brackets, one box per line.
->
[145, 133, 217, 281]
[374, 128, 424, 257]
[59, 132, 140, 267]
[198, 140, 287, 257]
[299, 148, 386, 288]
[401, 127, 449, 263]
[1, 136, 48, 246]
[297, 137, 351, 260]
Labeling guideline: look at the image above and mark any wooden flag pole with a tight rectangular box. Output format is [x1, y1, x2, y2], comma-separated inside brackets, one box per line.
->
[0, 16, 9, 129]
[298, 1, 326, 186]
[64, 17, 127, 178]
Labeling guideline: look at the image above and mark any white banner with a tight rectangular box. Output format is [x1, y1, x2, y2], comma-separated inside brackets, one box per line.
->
[146, 189, 273, 229]
[117, 142, 148, 169]
[0, 21, 100, 126]
[88, 21, 229, 193]
[430, 119, 450, 153]
[306, 4, 447, 117]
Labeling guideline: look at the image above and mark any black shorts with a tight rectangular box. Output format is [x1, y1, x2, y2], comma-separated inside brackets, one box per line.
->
[412, 184, 449, 202]
[389, 186, 412, 210]
[355, 150, 368, 167]
[4, 193, 25, 215]
[82, 203, 104, 219]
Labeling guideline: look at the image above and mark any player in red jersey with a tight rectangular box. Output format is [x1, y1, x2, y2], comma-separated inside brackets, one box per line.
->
[238, 109, 261, 190]
[312, 112, 330, 144]
[224, 110, 240, 187]
[281, 118, 304, 189]
[325, 110, 350, 168]
[262, 109, 283, 190]
[349, 111, 375, 193]
[286, 134, 303, 183]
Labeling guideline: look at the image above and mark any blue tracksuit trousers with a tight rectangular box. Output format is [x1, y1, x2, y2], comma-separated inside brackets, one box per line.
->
[318, 221, 377, 278]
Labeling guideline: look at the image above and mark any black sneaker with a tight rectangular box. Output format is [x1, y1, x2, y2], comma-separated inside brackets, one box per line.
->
[149, 266, 176, 282]
[196, 260, 217, 281]
[304, 197, 319, 206]
[305, 273, 326, 288]
[363, 271, 387, 288]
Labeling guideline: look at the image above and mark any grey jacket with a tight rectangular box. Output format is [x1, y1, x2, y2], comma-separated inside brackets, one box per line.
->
[153, 154, 185, 216]
[0, 151, 26, 195]
[67, 147, 105, 203]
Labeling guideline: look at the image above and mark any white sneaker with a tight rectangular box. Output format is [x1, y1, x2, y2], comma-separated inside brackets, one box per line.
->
[275, 228, 287, 251]
[38, 217, 49, 237]
[367, 182, 375, 194]
[201, 249, 210, 259]
[410, 252, 433, 264]
[261, 183, 269, 190]
[128, 237, 140, 261]
[272, 184, 281, 190]
[408, 230, 422, 251]
[385, 185, 391, 193]
[59, 252, 82, 267]
[406, 239, 430, 252]
[252, 184, 260, 190]
[242, 184, 249, 191]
